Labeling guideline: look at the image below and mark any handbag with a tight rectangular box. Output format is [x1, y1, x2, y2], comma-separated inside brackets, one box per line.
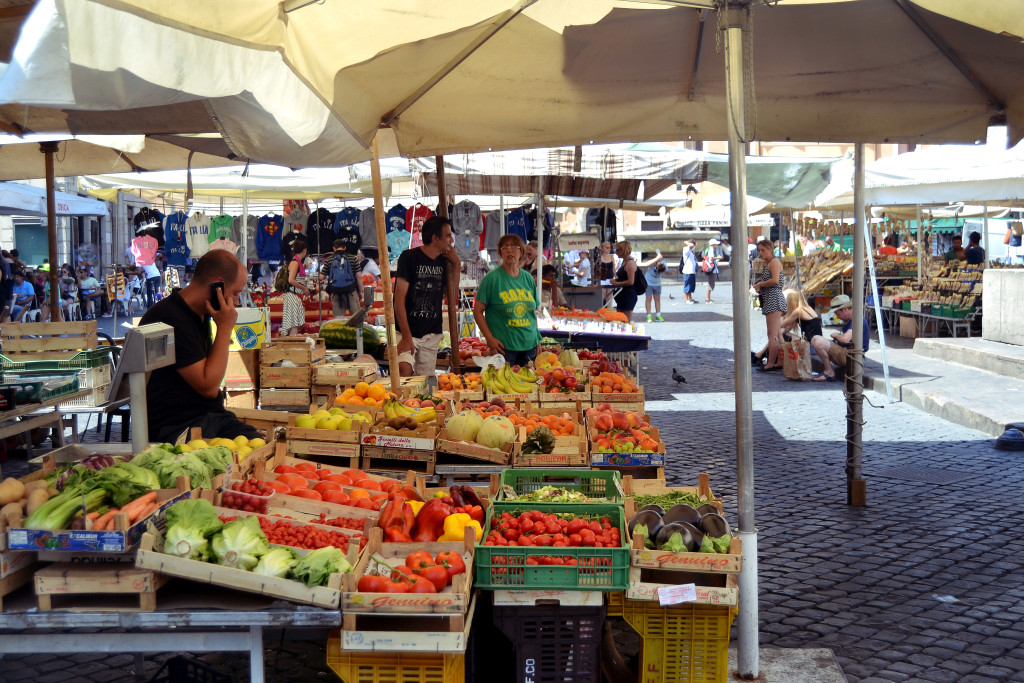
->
[781, 338, 813, 381]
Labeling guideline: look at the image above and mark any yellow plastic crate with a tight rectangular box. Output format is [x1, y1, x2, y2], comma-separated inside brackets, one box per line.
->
[609, 594, 735, 683]
[326, 630, 465, 683]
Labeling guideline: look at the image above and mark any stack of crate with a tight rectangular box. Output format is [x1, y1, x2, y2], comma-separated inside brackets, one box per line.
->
[258, 337, 325, 409]
[0, 321, 110, 407]
[223, 349, 260, 410]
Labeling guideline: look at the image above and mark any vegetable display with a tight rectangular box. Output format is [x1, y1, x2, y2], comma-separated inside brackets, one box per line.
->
[376, 487, 483, 543]
[628, 503, 733, 553]
[521, 427, 556, 455]
[512, 486, 595, 503]
[356, 550, 468, 594]
[483, 510, 622, 548]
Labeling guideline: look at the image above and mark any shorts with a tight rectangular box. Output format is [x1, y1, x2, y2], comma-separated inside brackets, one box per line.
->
[503, 347, 538, 366]
[646, 285, 662, 298]
[331, 289, 361, 317]
[396, 331, 444, 376]
[827, 342, 848, 369]
[705, 272, 717, 290]
[682, 273, 696, 293]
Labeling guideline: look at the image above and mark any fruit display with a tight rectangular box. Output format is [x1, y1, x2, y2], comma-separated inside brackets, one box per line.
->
[201, 436, 269, 460]
[444, 410, 516, 449]
[481, 364, 537, 395]
[220, 513, 368, 553]
[458, 336, 489, 361]
[222, 479, 274, 514]
[269, 465, 422, 512]
[336, 381, 392, 407]
[457, 397, 512, 417]
[540, 367, 588, 394]
[375, 487, 485, 543]
[509, 412, 578, 437]
[586, 404, 659, 453]
[586, 404, 652, 435]
[372, 415, 438, 438]
[585, 355, 623, 376]
[483, 510, 622, 548]
[576, 349, 606, 362]
[294, 407, 373, 431]
[382, 398, 438, 424]
[356, 548, 469, 594]
[589, 372, 639, 395]
[437, 372, 482, 392]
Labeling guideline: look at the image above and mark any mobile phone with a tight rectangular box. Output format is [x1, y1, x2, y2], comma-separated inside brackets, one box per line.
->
[210, 282, 225, 311]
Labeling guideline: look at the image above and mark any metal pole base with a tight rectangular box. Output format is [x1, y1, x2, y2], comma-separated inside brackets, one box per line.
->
[735, 529, 759, 679]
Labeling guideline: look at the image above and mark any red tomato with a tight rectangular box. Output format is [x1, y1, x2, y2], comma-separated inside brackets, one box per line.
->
[342, 469, 368, 481]
[378, 479, 399, 491]
[294, 462, 317, 472]
[406, 576, 437, 593]
[276, 473, 308, 489]
[370, 493, 388, 504]
[326, 474, 352, 486]
[290, 489, 322, 500]
[357, 575, 387, 592]
[322, 490, 350, 505]
[435, 551, 466, 579]
[313, 481, 342, 496]
[274, 464, 299, 474]
[314, 469, 335, 481]
[380, 580, 409, 593]
[349, 498, 375, 510]
[419, 565, 449, 591]
[406, 551, 434, 570]
[354, 479, 382, 491]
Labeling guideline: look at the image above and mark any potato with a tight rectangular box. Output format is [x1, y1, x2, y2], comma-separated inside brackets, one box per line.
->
[0, 477, 25, 505]
[25, 489, 50, 516]
[23, 480, 49, 494]
[0, 502, 22, 519]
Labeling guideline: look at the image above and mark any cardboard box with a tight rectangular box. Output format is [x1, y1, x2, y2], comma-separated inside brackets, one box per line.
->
[225, 389, 256, 410]
[900, 315, 919, 338]
[223, 349, 259, 390]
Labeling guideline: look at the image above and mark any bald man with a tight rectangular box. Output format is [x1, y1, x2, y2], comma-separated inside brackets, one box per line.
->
[139, 250, 260, 442]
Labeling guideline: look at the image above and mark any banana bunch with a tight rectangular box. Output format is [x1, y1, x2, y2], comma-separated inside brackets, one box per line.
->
[481, 365, 537, 394]
[383, 398, 437, 423]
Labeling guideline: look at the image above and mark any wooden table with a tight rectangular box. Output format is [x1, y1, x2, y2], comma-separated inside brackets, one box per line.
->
[0, 389, 89, 456]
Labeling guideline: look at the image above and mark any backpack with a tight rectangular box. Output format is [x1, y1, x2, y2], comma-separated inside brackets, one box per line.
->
[329, 253, 356, 293]
[633, 266, 648, 295]
[701, 250, 716, 274]
[273, 263, 290, 293]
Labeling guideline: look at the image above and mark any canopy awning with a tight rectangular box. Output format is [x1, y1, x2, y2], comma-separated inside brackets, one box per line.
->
[0, 181, 108, 216]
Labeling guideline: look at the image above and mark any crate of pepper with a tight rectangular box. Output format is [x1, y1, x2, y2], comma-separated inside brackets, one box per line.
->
[221, 478, 275, 514]
[475, 503, 629, 591]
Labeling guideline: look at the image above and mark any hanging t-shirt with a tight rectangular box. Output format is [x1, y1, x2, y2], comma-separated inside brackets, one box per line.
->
[386, 227, 412, 260]
[185, 213, 212, 259]
[394, 247, 448, 339]
[358, 207, 377, 250]
[406, 204, 433, 249]
[505, 208, 529, 242]
[256, 214, 286, 261]
[333, 207, 361, 236]
[306, 208, 336, 254]
[209, 238, 238, 254]
[131, 235, 158, 266]
[233, 215, 257, 261]
[133, 207, 165, 247]
[476, 266, 542, 352]
[164, 211, 190, 267]
[209, 214, 234, 243]
[386, 204, 407, 234]
[451, 200, 484, 260]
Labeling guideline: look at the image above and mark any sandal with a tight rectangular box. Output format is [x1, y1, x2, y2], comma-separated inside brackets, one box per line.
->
[811, 373, 837, 382]
[757, 364, 783, 372]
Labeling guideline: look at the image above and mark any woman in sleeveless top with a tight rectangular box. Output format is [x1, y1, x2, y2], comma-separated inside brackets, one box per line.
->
[752, 239, 786, 371]
[599, 241, 616, 305]
[282, 238, 310, 336]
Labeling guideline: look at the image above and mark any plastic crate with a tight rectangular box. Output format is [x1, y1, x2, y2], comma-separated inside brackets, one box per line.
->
[0, 348, 111, 373]
[0, 372, 80, 403]
[59, 384, 110, 408]
[497, 469, 624, 505]
[326, 632, 465, 683]
[616, 596, 736, 683]
[493, 603, 606, 683]
[475, 503, 629, 591]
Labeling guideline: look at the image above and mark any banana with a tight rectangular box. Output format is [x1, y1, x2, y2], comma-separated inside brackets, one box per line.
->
[412, 407, 437, 423]
[393, 401, 417, 418]
[383, 400, 397, 419]
[517, 366, 537, 383]
[502, 365, 534, 394]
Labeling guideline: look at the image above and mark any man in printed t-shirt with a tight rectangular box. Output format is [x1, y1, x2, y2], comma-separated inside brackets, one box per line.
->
[393, 216, 461, 377]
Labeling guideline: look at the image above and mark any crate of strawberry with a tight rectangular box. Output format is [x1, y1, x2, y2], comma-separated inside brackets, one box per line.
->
[475, 503, 629, 591]
[222, 479, 275, 514]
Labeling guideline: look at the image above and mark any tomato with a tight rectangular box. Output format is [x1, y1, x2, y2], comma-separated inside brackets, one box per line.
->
[378, 479, 400, 491]
[294, 462, 317, 472]
[419, 565, 449, 591]
[314, 469, 335, 481]
[392, 565, 414, 578]
[380, 580, 409, 593]
[371, 493, 388, 504]
[322, 490, 350, 505]
[435, 551, 466, 579]
[266, 480, 291, 494]
[348, 498, 375, 510]
[313, 481, 342, 496]
[504, 529, 520, 542]
[568, 534, 583, 546]
[342, 469, 368, 481]
[567, 519, 586, 534]
[291, 489, 322, 500]
[354, 479, 382, 491]
[406, 551, 434, 570]
[406, 576, 437, 593]
[274, 464, 299, 474]
[277, 473, 308, 489]
[326, 474, 353, 486]
[357, 575, 388, 593]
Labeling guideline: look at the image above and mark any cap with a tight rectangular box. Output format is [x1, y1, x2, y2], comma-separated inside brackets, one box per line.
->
[829, 294, 853, 312]
[709, 238, 721, 245]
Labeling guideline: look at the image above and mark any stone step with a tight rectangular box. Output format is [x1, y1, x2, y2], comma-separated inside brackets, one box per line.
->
[913, 337, 1024, 380]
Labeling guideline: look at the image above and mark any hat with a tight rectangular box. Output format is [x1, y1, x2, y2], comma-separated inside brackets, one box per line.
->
[709, 238, 721, 245]
[829, 294, 853, 312]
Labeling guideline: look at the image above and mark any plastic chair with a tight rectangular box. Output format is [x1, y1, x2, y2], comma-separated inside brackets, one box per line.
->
[22, 308, 41, 322]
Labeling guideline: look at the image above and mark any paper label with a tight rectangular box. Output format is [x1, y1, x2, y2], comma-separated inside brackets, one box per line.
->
[501, 484, 518, 500]
[657, 583, 697, 606]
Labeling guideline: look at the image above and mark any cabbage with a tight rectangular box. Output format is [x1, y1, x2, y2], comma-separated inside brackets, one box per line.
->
[476, 415, 515, 448]
[192, 446, 234, 477]
[446, 410, 483, 442]
[211, 515, 270, 570]
[165, 499, 223, 538]
[253, 547, 299, 578]
[165, 524, 212, 561]
[290, 547, 352, 587]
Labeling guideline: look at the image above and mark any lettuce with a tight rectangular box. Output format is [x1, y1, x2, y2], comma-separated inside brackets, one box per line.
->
[290, 547, 352, 587]
[253, 547, 299, 578]
[211, 515, 269, 570]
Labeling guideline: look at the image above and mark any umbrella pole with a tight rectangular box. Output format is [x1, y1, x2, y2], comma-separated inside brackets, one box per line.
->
[537, 180, 545, 311]
[41, 142, 62, 321]
[722, 7, 758, 678]
[848, 144, 867, 506]
[371, 135, 401, 395]
[916, 204, 923, 284]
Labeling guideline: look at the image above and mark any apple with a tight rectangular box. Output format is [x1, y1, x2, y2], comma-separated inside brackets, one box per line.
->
[295, 414, 317, 429]
[421, 400, 435, 409]
[317, 416, 336, 430]
[564, 375, 578, 389]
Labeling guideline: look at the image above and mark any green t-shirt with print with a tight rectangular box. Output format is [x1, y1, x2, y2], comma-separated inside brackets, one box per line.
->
[477, 266, 542, 352]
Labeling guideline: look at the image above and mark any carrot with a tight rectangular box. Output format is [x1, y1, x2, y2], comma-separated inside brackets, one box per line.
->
[121, 492, 159, 522]
[86, 511, 101, 521]
[137, 502, 159, 520]
[93, 508, 118, 531]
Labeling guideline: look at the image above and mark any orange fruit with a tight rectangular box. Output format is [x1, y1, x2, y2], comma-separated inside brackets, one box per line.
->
[348, 488, 371, 500]
[345, 396, 365, 405]
[354, 381, 371, 398]
[368, 384, 386, 401]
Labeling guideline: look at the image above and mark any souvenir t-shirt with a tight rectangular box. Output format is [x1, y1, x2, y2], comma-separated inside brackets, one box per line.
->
[394, 247, 447, 339]
[358, 207, 377, 250]
[283, 208, 309, 236]
[333, 207, 361, 236]
[484, 211, 502, 254]
[209, 238, 238, 254]
[185, 213, 212, 259]
[451, 200, 483, 260]
[281, 229, 304, 261]
[406, 204, 433, 249]
[386, 205, 407, 234]
[133, 208, 165, 247]
[307, 208, 336, 254]
[233, 214, 258, 260]
[504, 207, 529, 242]
[131, 235, 158, 266]
[386, 228, 412, 260]
[209, 214, 234, 243]
[256, 214, 286, 261]
[476, 266, 542, 352]
[337, 213, 362, 256]
[164, 211, 190, 267]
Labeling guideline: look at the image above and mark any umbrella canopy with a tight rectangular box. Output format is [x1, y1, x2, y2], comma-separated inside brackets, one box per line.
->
[1, 1, 1023, 168]
[0, 180, 108, 216]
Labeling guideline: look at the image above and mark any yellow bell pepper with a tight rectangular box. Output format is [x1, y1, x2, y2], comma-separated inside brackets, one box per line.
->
[437, 513, 482, 542]
[408, 500, 425, 516]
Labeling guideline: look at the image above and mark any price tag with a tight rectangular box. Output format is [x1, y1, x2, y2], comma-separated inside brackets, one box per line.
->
[612, 475, 626, 501]
[657, 583, 697, 606]
[501, 484, 518, 500]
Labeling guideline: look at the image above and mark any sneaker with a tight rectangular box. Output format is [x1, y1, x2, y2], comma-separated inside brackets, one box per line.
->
[101, 313, 112, 318]
[656, 314, 664, 322]
[646, 314, 653, 323]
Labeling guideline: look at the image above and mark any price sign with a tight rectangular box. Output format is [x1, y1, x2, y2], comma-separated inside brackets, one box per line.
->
[657, 583, 697, 606]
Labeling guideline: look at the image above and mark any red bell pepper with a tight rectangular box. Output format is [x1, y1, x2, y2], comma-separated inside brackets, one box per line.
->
[378, 495, 415, 539]
[410, 498, 453, 542]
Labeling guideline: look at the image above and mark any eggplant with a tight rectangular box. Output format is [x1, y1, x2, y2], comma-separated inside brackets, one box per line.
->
[627, 510, 664, 548]
[699, 513, 730, 537]
[639, 504, 665, 516]
[697, 503, 720, 517]
[675, 521, 704, 550]
[656, 522, 697, 552]
[662, 504, 702, 528]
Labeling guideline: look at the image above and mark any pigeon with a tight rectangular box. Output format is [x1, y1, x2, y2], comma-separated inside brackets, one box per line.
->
[669, 293, 675, 299]
[671, 368, 686, 384]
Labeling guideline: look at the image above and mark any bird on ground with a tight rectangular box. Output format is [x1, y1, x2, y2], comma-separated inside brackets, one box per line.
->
[672, 368, 686, 384]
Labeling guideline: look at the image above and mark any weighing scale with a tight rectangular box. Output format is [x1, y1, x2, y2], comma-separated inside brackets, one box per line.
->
[343, 285, 376, 356]
[106, 323, 176, 453]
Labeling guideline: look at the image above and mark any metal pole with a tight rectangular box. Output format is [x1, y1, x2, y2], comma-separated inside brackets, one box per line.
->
[848, 144, 867, 506]
[916, 204, 923, 284]
[41, 142, 62, 320]
[372, 136, 402, 394]
[129, 371, 149, 453]
[242, 189, 249, 266]
[862, 211, 893, 403]
[791, 209, 802, 293]
[983, 201, 990, 264]
[536, 180, 545, 310]
[722, 5, 758, 678]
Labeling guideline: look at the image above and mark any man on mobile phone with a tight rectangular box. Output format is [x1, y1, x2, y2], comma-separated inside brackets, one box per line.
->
[139, 250, 260, 442]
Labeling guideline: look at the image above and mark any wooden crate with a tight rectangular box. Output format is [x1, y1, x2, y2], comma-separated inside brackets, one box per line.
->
[34, 563, 170, 612]
[625, 541, 742, 607]
[336, 592, 476, 653]
[224, 389, 256, 410]
[135, 533, 347, 608]
[341, 528, 474, 615]
[233, 407, 293, 436]
[435, 429, 512, 466]
[622, 472, 721, 512]
[261, 337, 326, 366]
[223, 349, 260, 390]
[513, 441, 589, 468]
[259, 364, 312, 388]
[485, 388, 538, 404]
[315, 362, 379, 385]
[285, 413, 362, 462]
[536, 391, 590, 408]
[361, 446, 435, 475]
[0, 551, 38, 612]
[0, 321, 98, 359]
[259, 387, 312, 408]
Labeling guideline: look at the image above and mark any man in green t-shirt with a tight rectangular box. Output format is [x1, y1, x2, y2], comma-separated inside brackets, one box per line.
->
[474, 235, 542, 365]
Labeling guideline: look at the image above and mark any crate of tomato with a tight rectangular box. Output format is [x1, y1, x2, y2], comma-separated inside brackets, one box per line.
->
[475, 503, 629, 591]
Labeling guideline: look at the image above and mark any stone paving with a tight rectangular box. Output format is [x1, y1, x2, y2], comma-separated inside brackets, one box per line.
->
[3, 277, 1024, 682]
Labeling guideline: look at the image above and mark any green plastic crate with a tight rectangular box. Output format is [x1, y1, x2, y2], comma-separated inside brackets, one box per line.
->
[497, 469, 625, 505]
[0, 372, 80, 403]
[0, 349, 112, 374]
[475, 502, 629, 591]
[950, 306, 974, 319]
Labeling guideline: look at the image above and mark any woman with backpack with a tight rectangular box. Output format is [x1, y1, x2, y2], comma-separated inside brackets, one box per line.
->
[609, 240, 641, 322]
[701, 238, 723, 303]
[280, 238, 311, 336]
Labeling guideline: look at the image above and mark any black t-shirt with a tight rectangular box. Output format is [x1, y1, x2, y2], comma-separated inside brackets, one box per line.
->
[281, 230, 304, 261]
[306, 208, 336, 254]
[394, 248, 447, 338]
[336, 225, 361, 256]
[139, 290, 224, 440]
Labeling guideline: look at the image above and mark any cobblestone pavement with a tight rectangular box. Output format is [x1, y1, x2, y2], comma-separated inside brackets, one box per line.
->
[3, 278, 1024, 683]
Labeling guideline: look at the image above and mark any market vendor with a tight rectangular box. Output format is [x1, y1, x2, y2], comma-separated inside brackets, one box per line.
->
[139, 250, 260, 443]
[474, 234, 542, 365]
